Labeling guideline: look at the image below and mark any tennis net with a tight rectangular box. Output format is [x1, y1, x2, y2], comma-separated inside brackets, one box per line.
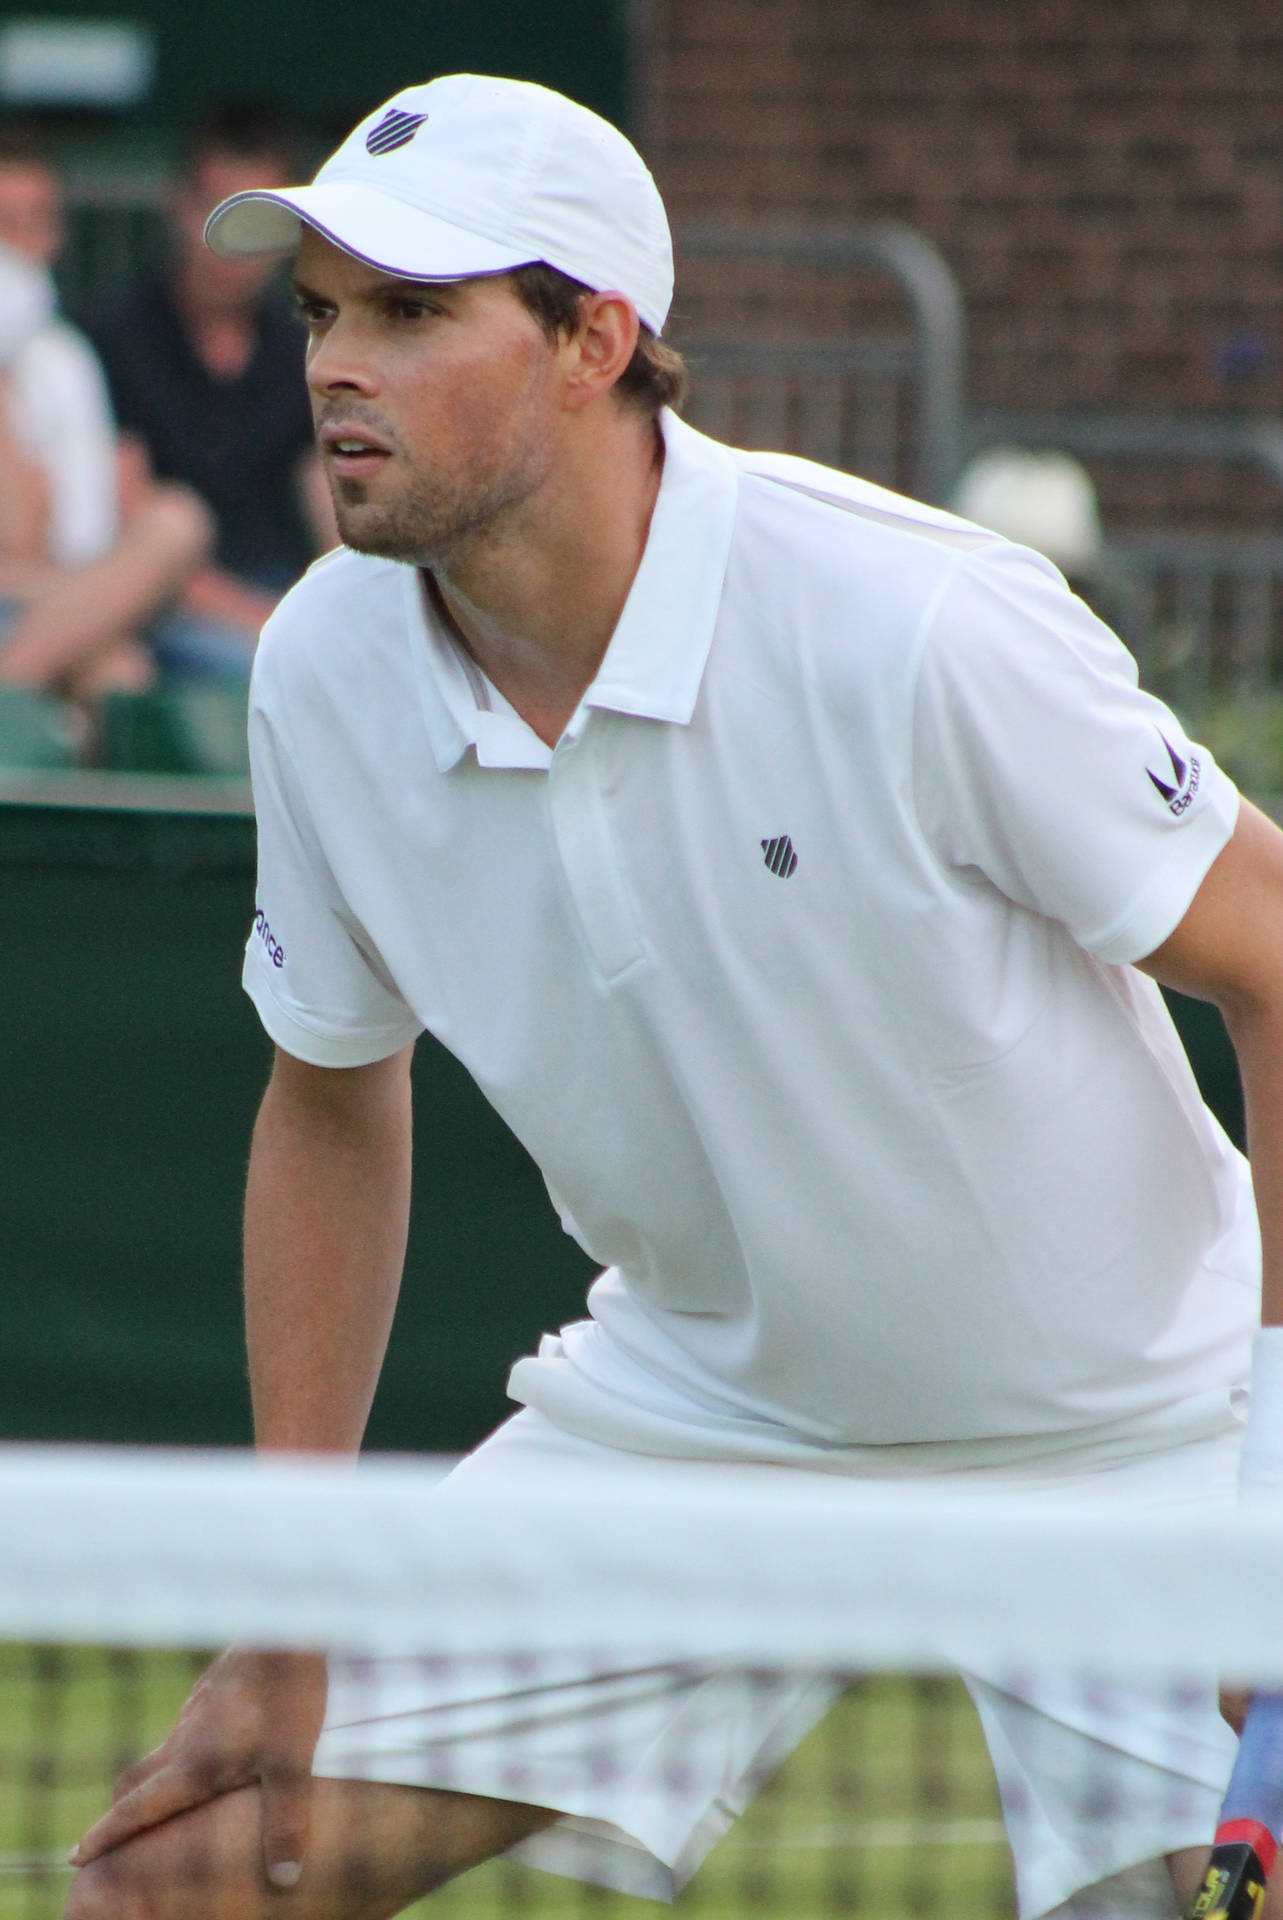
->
[3, 1444, 1281, 1919]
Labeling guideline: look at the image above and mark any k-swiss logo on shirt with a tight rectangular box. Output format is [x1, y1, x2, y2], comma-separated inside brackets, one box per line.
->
[1146, 730, 1201, 816]
[761, 834, 798, 877]
[365, 109, 429, 156]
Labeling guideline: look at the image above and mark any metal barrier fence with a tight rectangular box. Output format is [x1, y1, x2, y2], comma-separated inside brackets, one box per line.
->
[1084, 535, 1283, 796]
[673, 223, 966, 506]
[967, 409, 1283, 501]
[966, 413, 1283, 794]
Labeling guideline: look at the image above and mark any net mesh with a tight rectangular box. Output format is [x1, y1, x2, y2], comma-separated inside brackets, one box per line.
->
[3, 1445, 1280, 1920]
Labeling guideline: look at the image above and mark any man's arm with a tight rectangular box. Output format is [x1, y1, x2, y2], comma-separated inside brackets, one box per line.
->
[177, 564, 280, 638]
[117, 430, 281, 641]
[0, 371, 50, 566]
[246, 1042, 414, 1452]
[1138, 799, 1283, 1326]
[0, 484, 210, 690]
[70, 1041, 415, 1887]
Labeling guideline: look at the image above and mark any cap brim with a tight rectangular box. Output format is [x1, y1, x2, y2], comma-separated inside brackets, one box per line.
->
[205, 183, 535, 282]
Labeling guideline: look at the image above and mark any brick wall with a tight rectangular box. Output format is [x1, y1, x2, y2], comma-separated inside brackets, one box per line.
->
[643, 0, 1283, 525]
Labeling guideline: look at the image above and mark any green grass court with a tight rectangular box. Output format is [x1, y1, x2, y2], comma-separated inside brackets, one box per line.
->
[0, 1651, 1012, 1918]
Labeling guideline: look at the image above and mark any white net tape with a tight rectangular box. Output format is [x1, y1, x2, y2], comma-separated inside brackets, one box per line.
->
[3, 1444, 1282, 1682]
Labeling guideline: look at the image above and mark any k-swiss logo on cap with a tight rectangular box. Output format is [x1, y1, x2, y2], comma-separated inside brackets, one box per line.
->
[761, 834, 798, 878]
[1146, 730, 1201, 816]
[365, 109, 429, 156]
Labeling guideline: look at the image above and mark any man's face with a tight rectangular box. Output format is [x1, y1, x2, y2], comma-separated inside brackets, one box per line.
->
[176, 152, 290, 301]
[294, 227, 563, 569]
[0, 161, 61, 268]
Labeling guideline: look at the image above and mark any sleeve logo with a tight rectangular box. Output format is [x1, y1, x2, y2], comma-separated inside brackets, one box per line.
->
[252, 908, 286, 969]
[1146, 730, 1201, 816]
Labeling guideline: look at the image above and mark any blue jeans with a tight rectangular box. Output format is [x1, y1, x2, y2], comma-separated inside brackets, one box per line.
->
[147, 608, 256, 684]
[148, 564, 302, 684]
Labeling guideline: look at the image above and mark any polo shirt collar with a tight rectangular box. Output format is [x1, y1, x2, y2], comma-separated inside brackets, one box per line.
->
[581, 410, 740, 726]
[406, 574, 552, 771]
[407, 410, 741, 773]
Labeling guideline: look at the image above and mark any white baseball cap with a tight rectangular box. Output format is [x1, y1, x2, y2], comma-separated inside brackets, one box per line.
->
[204, 73, 674, 334]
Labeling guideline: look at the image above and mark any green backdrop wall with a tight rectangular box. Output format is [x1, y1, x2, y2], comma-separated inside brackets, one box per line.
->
[17, 0, 630, 155]
[0, 801, 595, 1451]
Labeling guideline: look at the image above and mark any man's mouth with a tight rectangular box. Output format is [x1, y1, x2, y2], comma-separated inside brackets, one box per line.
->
[321, 427, 393, 478]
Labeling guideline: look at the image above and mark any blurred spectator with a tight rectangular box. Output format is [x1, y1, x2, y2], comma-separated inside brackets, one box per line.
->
[0, 130, 116, 575]
[0, 126, 210, 700]
[82, 102, 335, 682]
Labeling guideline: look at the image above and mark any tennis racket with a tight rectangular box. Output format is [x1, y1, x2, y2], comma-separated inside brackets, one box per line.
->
[1185, 1693, 1283, 1920]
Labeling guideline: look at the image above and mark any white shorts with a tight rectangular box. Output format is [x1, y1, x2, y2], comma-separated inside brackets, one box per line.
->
[311, 1408, 1241, 1917]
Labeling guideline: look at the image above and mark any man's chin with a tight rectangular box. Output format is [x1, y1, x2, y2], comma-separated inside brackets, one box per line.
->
[334, 514, 426, 565]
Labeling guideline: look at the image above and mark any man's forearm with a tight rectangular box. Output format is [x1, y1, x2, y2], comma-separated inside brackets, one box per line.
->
[1140, 802, 1283, 1327]
[182, 565, 280, 637]
[244, 1046, 414, 1453]
[1219, 995, 1283, 1327]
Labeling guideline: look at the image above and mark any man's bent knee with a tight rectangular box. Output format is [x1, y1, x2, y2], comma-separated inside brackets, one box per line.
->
[64, 1852, 146, 1920]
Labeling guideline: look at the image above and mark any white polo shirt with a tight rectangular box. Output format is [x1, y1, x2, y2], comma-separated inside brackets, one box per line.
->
[244, 411, 1257, 1467]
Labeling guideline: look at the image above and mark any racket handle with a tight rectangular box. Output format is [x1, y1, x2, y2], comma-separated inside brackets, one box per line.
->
[1221, 1693, 1283, 1860]
[1183, 1693, 1283, 1920]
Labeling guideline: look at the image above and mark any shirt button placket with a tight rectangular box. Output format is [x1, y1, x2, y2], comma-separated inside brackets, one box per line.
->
[549, 718, 647, 984]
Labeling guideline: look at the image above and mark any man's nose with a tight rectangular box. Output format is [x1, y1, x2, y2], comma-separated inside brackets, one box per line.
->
[306, 323, 377, 397]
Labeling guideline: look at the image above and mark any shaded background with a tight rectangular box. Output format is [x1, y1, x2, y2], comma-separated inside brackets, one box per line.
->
[20, 0, 631, 148]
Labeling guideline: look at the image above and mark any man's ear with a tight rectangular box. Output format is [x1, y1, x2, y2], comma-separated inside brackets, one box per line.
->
[560, 291, 640, 410]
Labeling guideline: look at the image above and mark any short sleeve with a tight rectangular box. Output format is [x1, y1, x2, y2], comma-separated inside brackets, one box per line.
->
[912, 542, 1239, 963]
[244, 690, 423, 1067]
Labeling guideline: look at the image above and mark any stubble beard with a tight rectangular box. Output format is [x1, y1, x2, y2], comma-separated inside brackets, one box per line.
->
[331, 438, 553, 573]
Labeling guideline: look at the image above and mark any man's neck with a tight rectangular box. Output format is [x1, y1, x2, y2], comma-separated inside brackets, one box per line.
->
[429, 416, 664, 749]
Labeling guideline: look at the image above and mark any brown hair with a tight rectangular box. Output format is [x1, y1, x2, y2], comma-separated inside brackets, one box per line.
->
[509, 261, 688, 416]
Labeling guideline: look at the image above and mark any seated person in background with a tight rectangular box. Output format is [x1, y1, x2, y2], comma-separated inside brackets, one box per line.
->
[0, 126, 209, 703]
[82, 102, 336, 682]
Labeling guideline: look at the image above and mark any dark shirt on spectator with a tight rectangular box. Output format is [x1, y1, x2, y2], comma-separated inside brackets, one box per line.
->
[81, 274, 315, 589]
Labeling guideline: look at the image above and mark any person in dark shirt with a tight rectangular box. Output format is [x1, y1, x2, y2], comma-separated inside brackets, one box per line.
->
[82, 103, 336, 681]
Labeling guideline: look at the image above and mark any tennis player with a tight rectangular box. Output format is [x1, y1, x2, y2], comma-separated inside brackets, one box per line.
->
[66, 74, 1283, 1920]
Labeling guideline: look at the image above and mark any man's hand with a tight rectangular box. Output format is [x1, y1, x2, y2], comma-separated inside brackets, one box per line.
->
[1221, 1687, 1250, 1735]
[69, 1645, 328, 1891]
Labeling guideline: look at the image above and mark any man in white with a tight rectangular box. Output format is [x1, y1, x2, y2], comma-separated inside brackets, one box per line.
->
[66, 75, 1283, 1920]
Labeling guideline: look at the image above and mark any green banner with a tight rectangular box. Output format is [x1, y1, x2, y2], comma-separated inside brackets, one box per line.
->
[0, 798, 594, 1451]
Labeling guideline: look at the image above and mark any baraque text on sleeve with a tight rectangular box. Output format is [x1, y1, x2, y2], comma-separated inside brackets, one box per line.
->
[252, 908, 286, 969]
